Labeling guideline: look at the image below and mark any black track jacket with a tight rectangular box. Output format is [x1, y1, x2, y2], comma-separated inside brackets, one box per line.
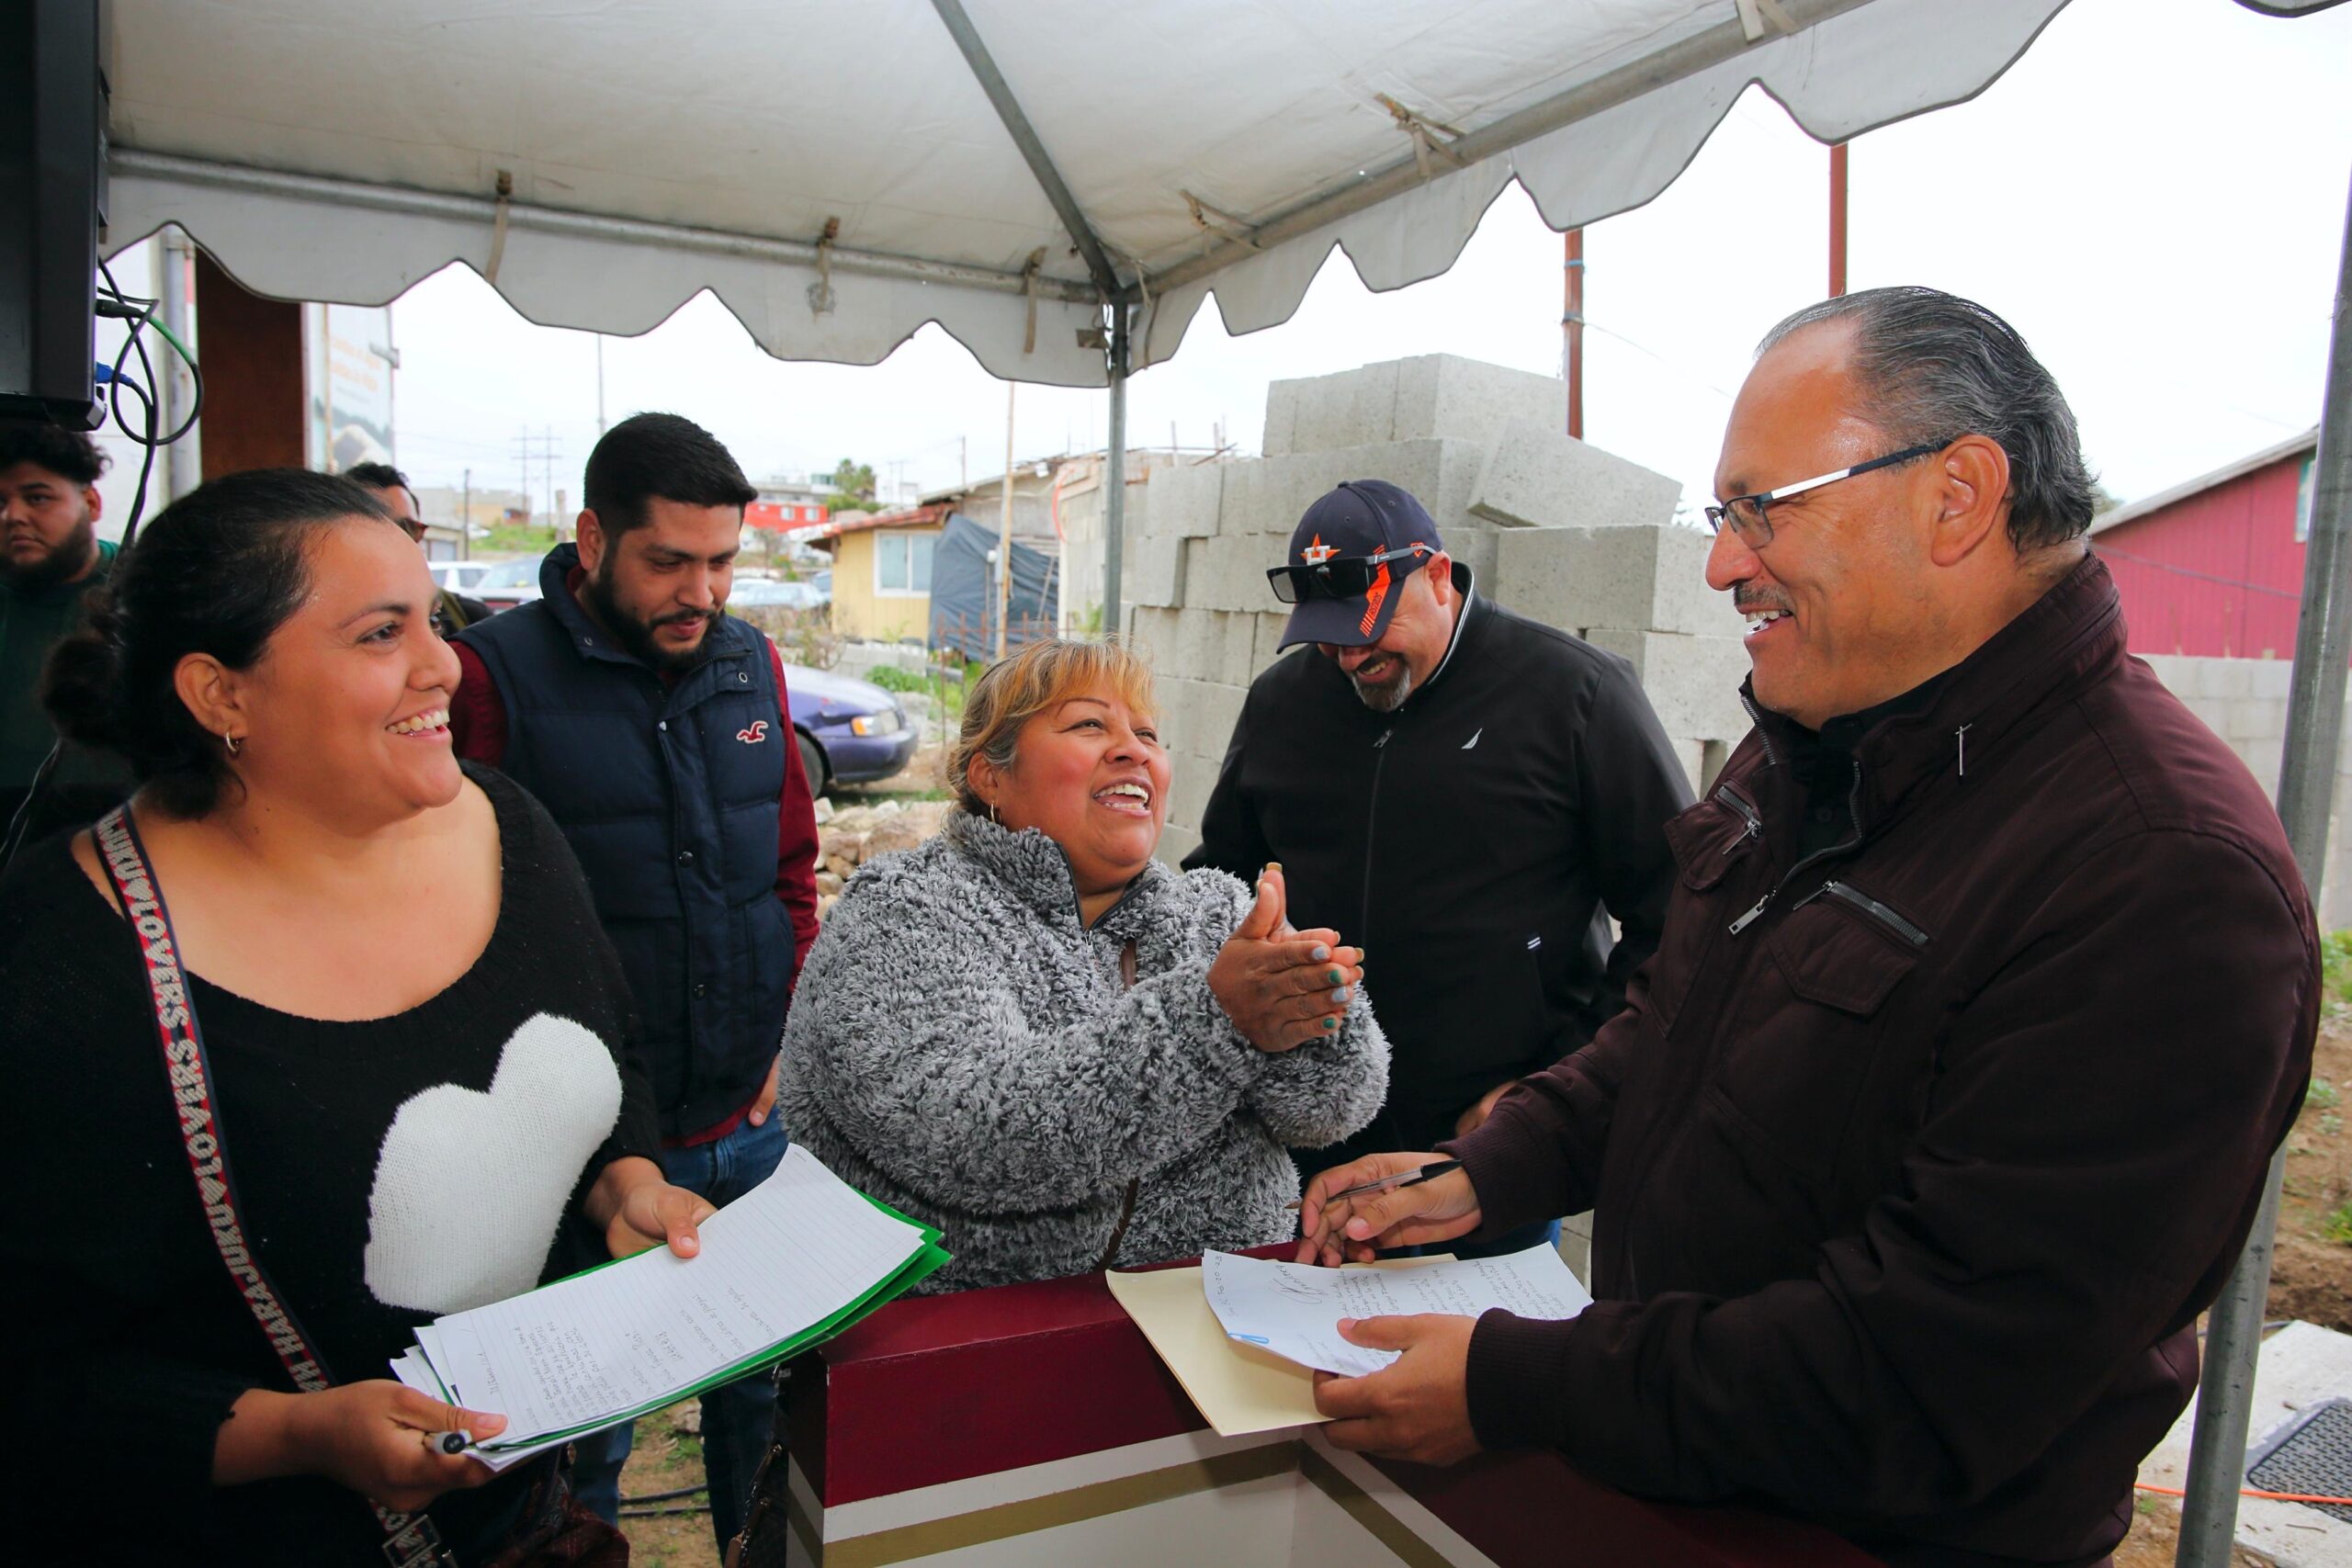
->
[1186, 566, 1691, 1151]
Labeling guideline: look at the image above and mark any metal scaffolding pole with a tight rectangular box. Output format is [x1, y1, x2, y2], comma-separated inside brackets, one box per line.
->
[2177, 162, 2352, 1568]
[1103, 308, 1129, 638]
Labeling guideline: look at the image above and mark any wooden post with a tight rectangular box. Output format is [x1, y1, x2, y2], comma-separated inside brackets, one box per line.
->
[1563, 229, 1584, 440]
[1828, 142, 1849, 299]
[193, 249, 306, 479]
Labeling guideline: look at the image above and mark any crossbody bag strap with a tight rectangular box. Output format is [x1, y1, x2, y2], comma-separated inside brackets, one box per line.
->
[94, 807, 460, 1568]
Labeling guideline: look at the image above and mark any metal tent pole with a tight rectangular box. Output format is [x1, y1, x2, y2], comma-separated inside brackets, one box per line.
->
[1103, 308, 1129, 638]
[2177, 162, 2352, 1568]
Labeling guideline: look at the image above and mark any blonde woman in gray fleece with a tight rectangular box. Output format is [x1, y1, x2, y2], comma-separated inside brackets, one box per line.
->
[781, 638, 1387, 1292]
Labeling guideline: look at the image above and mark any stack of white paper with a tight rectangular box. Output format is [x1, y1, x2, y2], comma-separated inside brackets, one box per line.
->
[1200, 1244, 1593, 1378]
[390, 1145, 944, 1468]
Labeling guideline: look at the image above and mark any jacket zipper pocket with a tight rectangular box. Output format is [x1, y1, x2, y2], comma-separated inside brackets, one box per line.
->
[1796, 880, 1929, 947]
[1714, 780, 1763, 852]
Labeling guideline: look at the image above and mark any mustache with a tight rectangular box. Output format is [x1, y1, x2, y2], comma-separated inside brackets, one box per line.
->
[653, 607, 716, 628]
[1732, 590, 1793, 615]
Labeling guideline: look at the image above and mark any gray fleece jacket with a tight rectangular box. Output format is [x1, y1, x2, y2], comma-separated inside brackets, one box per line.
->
[780, 810, 1388, 1293]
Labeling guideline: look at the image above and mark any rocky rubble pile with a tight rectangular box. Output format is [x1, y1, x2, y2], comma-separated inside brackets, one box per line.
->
[812, 798, 952, 919]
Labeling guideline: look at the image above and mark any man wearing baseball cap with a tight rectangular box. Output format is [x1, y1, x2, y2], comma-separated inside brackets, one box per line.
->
[1185, 479, 1690, 1256]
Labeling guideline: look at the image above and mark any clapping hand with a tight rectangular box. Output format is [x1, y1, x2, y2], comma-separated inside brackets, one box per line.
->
[1207, 864, 1364, 1053]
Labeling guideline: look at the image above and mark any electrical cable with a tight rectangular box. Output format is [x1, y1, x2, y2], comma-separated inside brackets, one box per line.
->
[0, 254, 204, 874]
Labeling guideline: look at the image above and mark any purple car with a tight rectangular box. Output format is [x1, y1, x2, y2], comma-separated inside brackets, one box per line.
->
[786, 663, 918, 793]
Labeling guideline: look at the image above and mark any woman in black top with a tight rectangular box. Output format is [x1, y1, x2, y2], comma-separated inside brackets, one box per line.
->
[0, 470, 714, 1564]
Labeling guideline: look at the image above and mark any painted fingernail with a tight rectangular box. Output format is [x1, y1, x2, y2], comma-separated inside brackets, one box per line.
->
[1312, 944, 1330, 962]
[1323, 1017, 1340, 1031]
[1267, 861, 1283, 873]
[1328, 968, 1343, 984]
[1330, 987, 1348, 1005]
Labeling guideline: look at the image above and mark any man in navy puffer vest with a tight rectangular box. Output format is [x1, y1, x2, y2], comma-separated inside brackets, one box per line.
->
[450, 412, 820, 1552]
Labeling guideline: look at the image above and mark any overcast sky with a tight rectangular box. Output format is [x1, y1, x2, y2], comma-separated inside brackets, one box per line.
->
[96, 0, 2352, 533]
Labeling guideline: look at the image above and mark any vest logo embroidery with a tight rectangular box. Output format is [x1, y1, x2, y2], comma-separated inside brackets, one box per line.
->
[737, 720, 770, 745]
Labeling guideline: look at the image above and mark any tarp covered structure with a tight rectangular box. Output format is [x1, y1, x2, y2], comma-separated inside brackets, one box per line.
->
[928, 512, 1059, 661]
[104, 0, 2082, 388]
[87, 4, 2352, 1559]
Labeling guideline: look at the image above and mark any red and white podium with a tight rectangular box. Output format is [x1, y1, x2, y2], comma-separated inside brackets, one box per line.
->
[775, 1255, 1879, 1567]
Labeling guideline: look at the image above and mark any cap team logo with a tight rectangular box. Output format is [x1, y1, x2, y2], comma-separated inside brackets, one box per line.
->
[1301, 534, 1339, 565]
[737, 720, 770, 745]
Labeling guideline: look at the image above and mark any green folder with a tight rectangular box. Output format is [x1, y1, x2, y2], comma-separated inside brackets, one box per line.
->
[420, 1189, 950, 1453]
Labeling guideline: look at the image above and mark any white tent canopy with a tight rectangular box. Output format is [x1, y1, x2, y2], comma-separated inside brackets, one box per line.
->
[107, 0, 2076, 389]
[85, 4, 2352, 1564]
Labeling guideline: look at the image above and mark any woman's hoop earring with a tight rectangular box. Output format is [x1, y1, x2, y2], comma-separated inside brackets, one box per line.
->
[224, 732, 243, 757]
[988, 798, 1001, 826]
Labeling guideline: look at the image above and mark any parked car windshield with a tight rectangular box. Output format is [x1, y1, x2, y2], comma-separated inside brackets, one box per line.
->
[476, 558, 539, 589]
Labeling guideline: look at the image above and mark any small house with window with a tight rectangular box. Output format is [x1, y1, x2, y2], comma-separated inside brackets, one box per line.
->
[811, 503, 950, 643]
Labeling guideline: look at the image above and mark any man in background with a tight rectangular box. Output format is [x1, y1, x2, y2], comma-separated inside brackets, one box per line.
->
[0, 424, 131, 850]
[345, 460, 491, 637]
[1189, 479, 1690, 1258]
[450, 412, 820, 1551]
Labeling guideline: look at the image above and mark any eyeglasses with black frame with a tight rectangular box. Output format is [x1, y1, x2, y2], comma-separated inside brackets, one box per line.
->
[1703, 440, 1949, 549]
[1265, 545, 1430, 604]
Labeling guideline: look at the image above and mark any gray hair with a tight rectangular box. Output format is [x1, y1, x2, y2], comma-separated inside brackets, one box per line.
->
[1758, 287, 2098, 554]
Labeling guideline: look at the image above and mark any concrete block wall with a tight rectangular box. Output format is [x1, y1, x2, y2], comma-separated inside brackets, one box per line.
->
[2137, 654, 2351, 929]
[1130, 355, 1751, 857]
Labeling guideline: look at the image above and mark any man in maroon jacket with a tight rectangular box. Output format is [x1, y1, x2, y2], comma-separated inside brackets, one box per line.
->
[1297, 288, 2319, 1568]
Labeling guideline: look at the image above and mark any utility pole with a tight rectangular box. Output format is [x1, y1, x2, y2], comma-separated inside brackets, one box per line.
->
[1563, 229, 1585, 440]
[594, 335, 606, 434]
[997, 381, 1016, 660]
[512, 428, 562, 533]
[960, 434, 967, 489]
[1829, 142, 1849, 298]
[460, 468, 472, 560]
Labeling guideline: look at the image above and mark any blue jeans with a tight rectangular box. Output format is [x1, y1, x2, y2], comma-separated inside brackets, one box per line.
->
[571, 1111, 788, 1552]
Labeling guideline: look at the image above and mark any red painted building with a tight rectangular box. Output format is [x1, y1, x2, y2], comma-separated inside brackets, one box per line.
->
[2093, 429, 2321, 658]
[748, 497, 828, 533]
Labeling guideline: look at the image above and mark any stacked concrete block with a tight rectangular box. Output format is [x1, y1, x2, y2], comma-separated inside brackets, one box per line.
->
[1150, 672, 1245, 762]
[1491, 525, 1741, 640]
[1472, 422, 1682, 533]
[1218, 439, 1485, 542]
[1123, 531, 1187, 613]
[1263, 354, 1566, 461]
[1139, 460, 1224, 541]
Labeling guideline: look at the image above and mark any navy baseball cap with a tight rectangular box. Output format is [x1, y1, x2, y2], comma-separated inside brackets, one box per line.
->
[1270, 480, 1445, 650]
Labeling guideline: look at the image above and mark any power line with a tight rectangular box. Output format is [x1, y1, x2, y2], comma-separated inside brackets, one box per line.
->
[2095, 545, 2304, 600]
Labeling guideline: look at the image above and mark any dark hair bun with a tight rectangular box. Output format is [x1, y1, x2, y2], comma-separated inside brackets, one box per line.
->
[39, 588, 130, 750]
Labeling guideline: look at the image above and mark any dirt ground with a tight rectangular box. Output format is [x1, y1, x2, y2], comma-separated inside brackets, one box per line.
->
[612, 1402, 725, 1568]
[2111, 1018, 2352, 1568]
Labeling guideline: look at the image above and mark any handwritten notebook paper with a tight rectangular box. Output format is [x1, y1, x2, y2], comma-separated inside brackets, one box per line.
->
[1106, 1255, 1454, 1437]
[393, 1144, 948, 1454]
[1200, 1244, 1591, 1379]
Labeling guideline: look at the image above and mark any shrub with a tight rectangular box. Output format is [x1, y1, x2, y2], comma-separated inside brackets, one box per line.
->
[2323, 930, 2352, 1012]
